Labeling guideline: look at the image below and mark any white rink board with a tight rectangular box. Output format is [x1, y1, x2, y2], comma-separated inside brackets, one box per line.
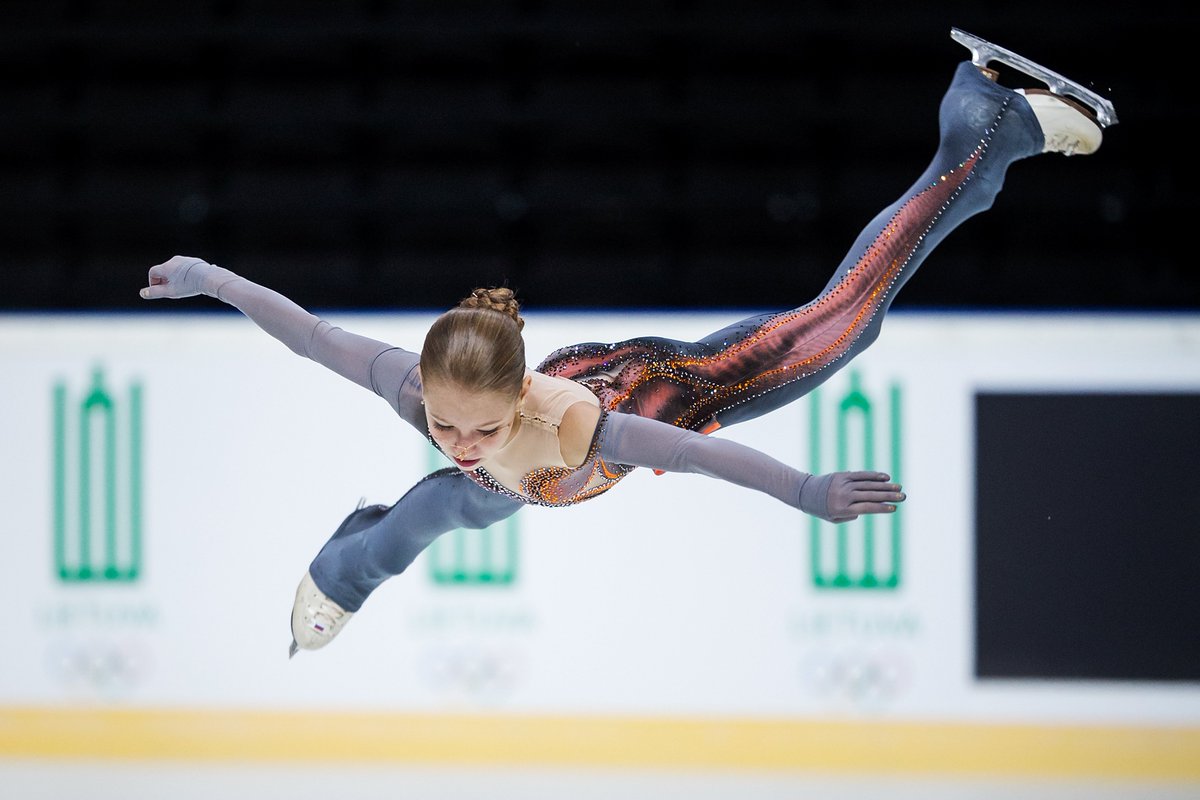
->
[2, 310, 1199, 725]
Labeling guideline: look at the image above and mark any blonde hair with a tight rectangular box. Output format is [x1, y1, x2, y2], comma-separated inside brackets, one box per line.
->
[420, 287, 526, 398]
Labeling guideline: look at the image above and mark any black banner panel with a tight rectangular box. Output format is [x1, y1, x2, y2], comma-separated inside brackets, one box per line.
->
[974, 392, 1200, 682]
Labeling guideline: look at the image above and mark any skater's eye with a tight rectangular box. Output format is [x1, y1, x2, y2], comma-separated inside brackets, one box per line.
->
[477, 427, 499, 436]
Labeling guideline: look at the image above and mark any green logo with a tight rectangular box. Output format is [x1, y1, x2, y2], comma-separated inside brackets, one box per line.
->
[425, 446, 519, 585]
[807, 371, 902, 590]
[52, 367, 143, 582]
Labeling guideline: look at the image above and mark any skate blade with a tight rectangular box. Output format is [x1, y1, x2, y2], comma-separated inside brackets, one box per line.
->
[951, 27, 1118, 127]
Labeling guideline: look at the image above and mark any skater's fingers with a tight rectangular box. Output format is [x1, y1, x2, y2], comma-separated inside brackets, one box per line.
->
[848, 501, 901, 516]
[141, 256, 211, 300]
[852, 482, 903, 495]
[148, 255, 204, 280]
[856, 478, 903, 494]
[844, 471, 892, 483]
[810, 471, 904, 523]
[142, 263, 172, 299]
[852, 490, 906, 504]
[140, 283, 171, 300]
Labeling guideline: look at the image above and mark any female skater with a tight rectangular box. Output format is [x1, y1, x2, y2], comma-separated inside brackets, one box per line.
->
[140, 29, 1116, 657]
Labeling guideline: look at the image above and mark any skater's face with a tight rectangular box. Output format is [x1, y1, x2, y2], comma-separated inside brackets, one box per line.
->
[423, 376, 530, 470]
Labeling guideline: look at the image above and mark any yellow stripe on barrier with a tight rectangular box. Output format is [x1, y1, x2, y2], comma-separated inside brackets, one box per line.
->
[1, 707, 1198, 780]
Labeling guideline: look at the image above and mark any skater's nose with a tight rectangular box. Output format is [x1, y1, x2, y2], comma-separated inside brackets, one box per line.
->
[442, 427, 500, 459]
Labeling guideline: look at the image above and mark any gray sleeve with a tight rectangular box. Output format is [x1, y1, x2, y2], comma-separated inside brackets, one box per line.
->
[216, 276, 427, 431]
[596, 411, 821, 514]
[596, 412, 908, 523]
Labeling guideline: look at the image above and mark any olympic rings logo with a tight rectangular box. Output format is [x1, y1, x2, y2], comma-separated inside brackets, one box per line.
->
[418, 644, 525, 702]
[800, 649, 912, 707]
[44, 638, 151, 696]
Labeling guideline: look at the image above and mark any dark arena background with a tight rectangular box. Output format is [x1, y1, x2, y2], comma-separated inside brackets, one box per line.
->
[0, 1, 1191, 314]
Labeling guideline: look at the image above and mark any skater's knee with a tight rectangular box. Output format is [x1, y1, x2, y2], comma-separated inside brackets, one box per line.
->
[856, 317, 885, 352]
[454, 505, 494, 530]
[455, 494, 520, 530]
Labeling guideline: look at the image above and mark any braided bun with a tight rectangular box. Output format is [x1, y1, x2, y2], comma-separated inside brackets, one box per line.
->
[423, 286, 528, 397]
[458, 287, 524, 331]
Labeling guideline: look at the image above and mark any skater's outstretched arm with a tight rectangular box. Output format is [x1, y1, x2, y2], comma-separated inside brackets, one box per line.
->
[139, 255, 425, 428]
[597, 411, 904, 523]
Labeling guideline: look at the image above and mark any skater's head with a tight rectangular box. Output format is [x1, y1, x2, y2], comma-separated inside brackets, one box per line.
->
[422, 287, 526, 396]
[420, 287, 531, 469]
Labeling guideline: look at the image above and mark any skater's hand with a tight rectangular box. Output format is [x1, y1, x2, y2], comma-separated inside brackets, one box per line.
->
[140, 255, 241, 301]
[800, 471, 905, 523]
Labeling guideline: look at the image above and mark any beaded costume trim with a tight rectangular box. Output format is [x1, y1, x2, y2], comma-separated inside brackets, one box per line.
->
[431, 409, 634, 508]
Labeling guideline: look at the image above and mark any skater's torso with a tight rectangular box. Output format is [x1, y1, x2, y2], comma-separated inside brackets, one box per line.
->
[441, 371, 633, 506]
[483, 371, 596, 484]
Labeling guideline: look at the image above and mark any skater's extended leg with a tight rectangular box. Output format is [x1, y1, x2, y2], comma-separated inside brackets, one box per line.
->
[686, 61, 1048, 427]
[541, 47, 1111, 432]
[310, 468, 522, 611]
[289, 468, 523, 655]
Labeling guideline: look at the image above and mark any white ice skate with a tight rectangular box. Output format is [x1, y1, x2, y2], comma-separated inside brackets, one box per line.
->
[288, 571, 354, 658]
[951, 27, 1117, 156]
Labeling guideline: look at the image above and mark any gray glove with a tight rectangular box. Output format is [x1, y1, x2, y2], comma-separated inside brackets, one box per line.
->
[795, 470, 905, 523]
[599, 411, 904, 522]
[140, 255, 243, 300]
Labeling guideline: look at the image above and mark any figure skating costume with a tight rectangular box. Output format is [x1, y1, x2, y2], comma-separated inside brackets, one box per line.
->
[155, 30, 1115, 653]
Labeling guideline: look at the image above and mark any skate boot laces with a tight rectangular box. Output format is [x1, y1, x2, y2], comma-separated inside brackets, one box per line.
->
[305, 597, 346, 636]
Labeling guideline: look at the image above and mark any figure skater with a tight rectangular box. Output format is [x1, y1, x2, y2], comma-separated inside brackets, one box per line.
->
[138, 29, 1116, 657]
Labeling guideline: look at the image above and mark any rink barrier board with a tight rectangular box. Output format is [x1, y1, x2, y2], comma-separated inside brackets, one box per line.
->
[1, 707, 1198, 779]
